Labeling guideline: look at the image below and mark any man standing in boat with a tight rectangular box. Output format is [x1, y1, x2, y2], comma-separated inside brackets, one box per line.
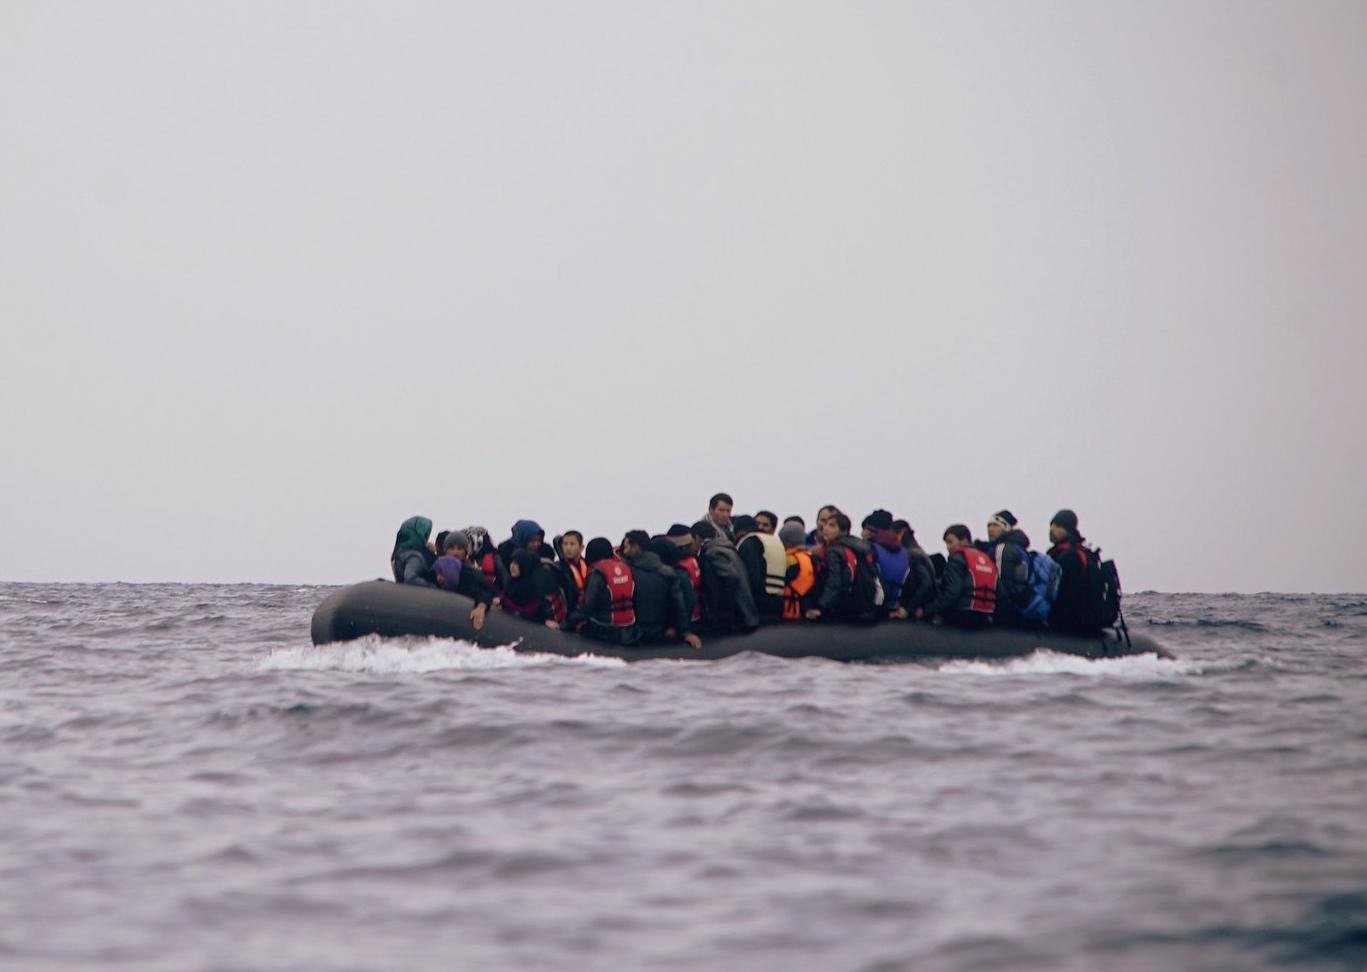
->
[705, 493, 735, 542]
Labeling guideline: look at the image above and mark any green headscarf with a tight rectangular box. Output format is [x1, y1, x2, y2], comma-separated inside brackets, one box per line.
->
[391, 516, 433, 558]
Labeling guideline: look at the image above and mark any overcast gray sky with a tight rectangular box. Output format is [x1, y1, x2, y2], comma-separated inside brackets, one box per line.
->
[3, 2, 1365, 592]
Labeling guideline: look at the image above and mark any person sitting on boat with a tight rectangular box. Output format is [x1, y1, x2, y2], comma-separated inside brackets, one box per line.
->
[665, 524, 703, 626]
[620, 531, 702, 649]
[806, 505, 841, 548]
[650, 536, 701, 632]
[862, 510, 909, 617]
[690, 521, 760, 634]
[890, 519, 938, 620]
[705, 493, 736, 542]
[733, 515, 786, 623]
[463, 526, 509, 594]
[754, 510, 779, 535]
[919, 525, 997, 628]
[497, 519, 546, 569]
[431, 531, 493, 630]
[779, 521, 818, 621]
[984, 510, 1033, 625]
[556, 530, 589, 613]
[564, 538, 641, 646]
[807, 511, 880, 624]
[500, 549, 567, 629]
[391, 516, 436, 587]
[1046, 510, 1094, 632]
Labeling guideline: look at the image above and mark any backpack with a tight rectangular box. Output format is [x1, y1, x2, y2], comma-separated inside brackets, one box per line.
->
[1083, 549, 1123, 629]
[1016, 550, 1062, 622]
[837, 541, 883, 613]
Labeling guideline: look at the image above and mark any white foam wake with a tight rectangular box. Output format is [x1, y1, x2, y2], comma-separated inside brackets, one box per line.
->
[259, 636, 626, 673]
[935, 649, 1206, 678]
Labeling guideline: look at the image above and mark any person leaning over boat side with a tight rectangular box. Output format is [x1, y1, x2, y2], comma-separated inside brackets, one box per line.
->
[985, 510, 1033, 624]
[1046, 509, 1093, 632]
[691, 521, 760, 634]
[919, 525, 997, 628]
[889, 519, 938, 620]
[391, 516, 437, 586]
[754, 510, 778, 535]
[807, 512, 880, 624]
[564, 538, 641, 646]
[705, 493, 735, 541]
[733, 515, 786, 623]
[556, 530, 589, 614]
[621, 531, 702, 649]
[862, 509, 909, 616]
[500, 549, 568, 629]
[779, 520, 818, 621]
[463, 526, 509, 594]
[431, 531, 493, 630]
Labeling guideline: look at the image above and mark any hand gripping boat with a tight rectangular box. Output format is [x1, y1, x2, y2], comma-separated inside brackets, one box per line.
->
[311, 581, 1170, 662]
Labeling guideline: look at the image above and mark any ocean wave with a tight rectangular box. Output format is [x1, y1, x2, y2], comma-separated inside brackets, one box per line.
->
[258, 637, 626, 673]
[933, 649, 1207, 677]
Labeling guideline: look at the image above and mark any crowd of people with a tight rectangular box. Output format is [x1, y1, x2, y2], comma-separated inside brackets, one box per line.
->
[387, 493, 1122, 649]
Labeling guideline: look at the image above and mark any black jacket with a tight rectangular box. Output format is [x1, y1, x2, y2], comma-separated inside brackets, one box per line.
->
[1048, 539, 1092, 631]
[623, 550, 690, 641]
[452, 561, 496, 607]
[817, 535, 878, 622]
[899, 545, 938, 614]
[564, 565, 641, 646]
[698, 538, 760, 632]
[736, 534, 784, 622]
[987, 528, 1032, 618]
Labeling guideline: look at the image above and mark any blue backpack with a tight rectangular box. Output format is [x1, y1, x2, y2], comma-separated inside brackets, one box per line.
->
[1016, 550, 1062, 622]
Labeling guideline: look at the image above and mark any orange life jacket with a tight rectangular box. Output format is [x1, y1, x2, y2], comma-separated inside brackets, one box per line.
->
[783, 549, 816, 620]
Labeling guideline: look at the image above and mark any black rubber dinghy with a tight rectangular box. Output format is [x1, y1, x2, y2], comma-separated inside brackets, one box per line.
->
[311, 581, 1169, 662]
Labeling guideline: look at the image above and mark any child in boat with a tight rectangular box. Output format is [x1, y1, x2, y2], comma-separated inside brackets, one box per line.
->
[557, 530, 589, 613]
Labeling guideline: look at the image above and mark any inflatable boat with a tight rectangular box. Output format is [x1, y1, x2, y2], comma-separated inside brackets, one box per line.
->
[311, 581, 1170, 662]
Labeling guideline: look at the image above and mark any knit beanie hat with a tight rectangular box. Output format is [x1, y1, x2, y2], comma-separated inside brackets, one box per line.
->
[990, 510, 1018, 531]
[1050, 509, 1078, 533]
[779, 522, 807, 548]
[441, 530, 472, 553]
[585, 537, 615, 564]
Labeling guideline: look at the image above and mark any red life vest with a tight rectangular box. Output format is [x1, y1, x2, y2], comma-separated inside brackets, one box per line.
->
[677, 555, 702, 620]
[592, 559, 636, 627]
[958, 547, 998, 614]
[479, 551, 499, 587]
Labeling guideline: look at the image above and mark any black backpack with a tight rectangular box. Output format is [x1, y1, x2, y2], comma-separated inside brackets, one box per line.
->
[1082, 548, 1123, 629]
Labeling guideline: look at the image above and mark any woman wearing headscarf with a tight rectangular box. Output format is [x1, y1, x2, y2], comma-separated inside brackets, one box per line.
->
[499, 549, 567, 628]
[463, 525, 510, 593]
[390, 516, 436, 586]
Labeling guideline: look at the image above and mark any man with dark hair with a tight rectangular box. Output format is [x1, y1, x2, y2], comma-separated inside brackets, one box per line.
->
[861, 509, 908, 614]
[985, 509, 1033, 624]
[620, 530, 701, 648]
[754, 510, 778, 535]
[733, 515, 786, 622]
[808, 511, 880, 623]
[691, 520, 759, 633]
[706, 493, 735, 540]
[1047, 509, 1093, 632]
[890, 519, 938, 620]
[919, 525, 997, 628]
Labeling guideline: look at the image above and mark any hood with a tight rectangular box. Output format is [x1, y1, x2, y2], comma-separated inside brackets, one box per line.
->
[509, 519, 544, 549]
[507, 548, 557, 601]
[392, 516, 433, 557]
[871, 528, 902, 553]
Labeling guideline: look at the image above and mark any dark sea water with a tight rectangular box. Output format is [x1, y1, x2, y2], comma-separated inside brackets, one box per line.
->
[2, 585, 1365, 971]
